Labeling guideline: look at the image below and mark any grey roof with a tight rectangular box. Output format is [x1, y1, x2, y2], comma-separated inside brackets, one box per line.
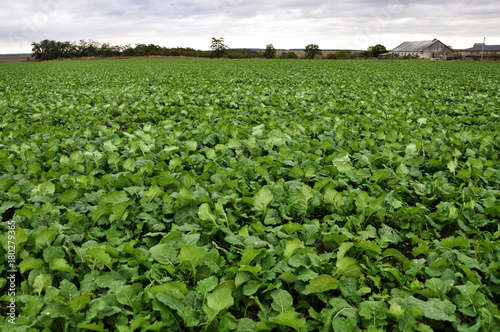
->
[391, 40, 446, 52]
[462, 45, 500, 51]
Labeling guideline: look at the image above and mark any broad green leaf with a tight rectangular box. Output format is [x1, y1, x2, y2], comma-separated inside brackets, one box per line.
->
[355, 191, 369, 214]
[370, 169, 390, 182]
[331, 152, 351, 167]
[145, 321, 165, 331]
[332, 317, 361, 332]
[288, 165, 304, 179]
[59, 280, 80, 301]
[336, 163, 355, 173]
[274, 310, 306, 331]
[23, 297, 44, 317]
[206, 148, 217, 160]
[157, 293, 199, 327]
[455, 281, 486, 317]
[142, 185, 163, 203]
[204, 249, 225, 273]
[179, 244, 204, 268]
[15, 205, 38, 220]
[242, 280, 260, 296]
[70, 150, 85, 164]
[99, 190, 128, 205]
[19, 257, 44, 274]
[329, 298, 358, 319]
[356, 240, 382, 255]
[0, 178, 16, 191]
[324, 188, 344, 208]
[378, 224, 402, 244]
[86, 248, 113, 270]
[206, 287, 234, 314]
[337, 242, 354, 260]
[425, 278, 451, 298]
[219, 312, 237, 331]
[252, 124, 265, 136]
[271, 289, 293, 313]
[407, 297, 457, 322]
[336, 257, 361, 277]
[130, 316, 149, 331]
[196, 276, 218, 300]
[254, 188, 273, 213]
[109, 199, 131, 222]
[58, 189, 79, 206]
[49, 258, 74, 273]
[39, 181, 55, 196]
[457, 167, 472, 181]
[237, 317, 257, 331]
[282, 222, 305, 234]
[447, 160, 457, 173]
[396, 163, 409, 177]
[359, 300, 388, 328]
[149, 243, 178, 266]
[71, 293, 94, 314]
[398, 312, 418, 332]
[35, 228, 56, 246]
[91, 205, 111, 222]
[304, 275, 339, 294]
[123, 158, 136, 171]
[405, 143, 418, 157]
[388, 302, 405, 321]
[296, 184, 313, 217]
[284, 238, 303, 259]
[214, 197, 228, 223]
[76, 323, 105, 332]
[382, 248, 408, 263]
[198, 203, 217, 225]
[149, 281, 187, 299]
[280, 271, 298, 283]
[239, 248, 266, 266]
[235, 271, 252, 288]
[441, 236, 469, 249]
[33, 273, 52, 295]
[185, 140, 198, 151]
[116, 285, 139, 307]
[421, 299, 457, 322]
[175, 187, 195, 208]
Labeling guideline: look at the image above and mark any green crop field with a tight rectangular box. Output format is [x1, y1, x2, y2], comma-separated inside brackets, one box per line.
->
[0, 59, 499, 331]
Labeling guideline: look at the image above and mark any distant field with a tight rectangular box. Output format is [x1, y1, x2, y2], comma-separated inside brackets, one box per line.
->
[0, 59, 499, 331]
[276, 50, 339, 58]
[0, 55, 30, 63]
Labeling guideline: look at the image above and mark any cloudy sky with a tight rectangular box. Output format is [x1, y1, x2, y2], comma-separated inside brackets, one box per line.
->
[1, 0, 499, 54]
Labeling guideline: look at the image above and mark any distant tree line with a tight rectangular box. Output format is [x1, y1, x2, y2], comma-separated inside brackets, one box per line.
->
[31, 39, 218, 61]
[31, 39, 389, 61]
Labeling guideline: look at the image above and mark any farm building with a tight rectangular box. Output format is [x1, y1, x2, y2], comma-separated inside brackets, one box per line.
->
[461, 44, 500, 57]
[389, 39, 453, 59]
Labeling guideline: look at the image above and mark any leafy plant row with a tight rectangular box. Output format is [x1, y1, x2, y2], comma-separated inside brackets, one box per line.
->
[0, 59, 499, 331]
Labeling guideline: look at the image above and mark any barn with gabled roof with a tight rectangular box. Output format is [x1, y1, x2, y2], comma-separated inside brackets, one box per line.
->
[390, 39, 453, 60]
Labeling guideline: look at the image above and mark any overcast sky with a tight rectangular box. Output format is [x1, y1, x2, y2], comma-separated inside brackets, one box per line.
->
[1, 0, 499, 54]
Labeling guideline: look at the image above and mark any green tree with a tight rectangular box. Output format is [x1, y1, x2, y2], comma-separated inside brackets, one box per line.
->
[279, 52, 298, 59]
[305, 44, 322, 59]
[263, 44, 276, 59]
[367, 44, 388, 58]
[327, 49, 352, 59]
[211, 37, 228, 59]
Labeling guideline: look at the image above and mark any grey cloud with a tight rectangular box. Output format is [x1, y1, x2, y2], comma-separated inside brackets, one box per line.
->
[0, 0, 499, 53]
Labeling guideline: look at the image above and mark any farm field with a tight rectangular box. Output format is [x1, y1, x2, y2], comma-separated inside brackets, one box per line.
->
[0, 59, 499, 331]
[0, 55, 30, 63]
